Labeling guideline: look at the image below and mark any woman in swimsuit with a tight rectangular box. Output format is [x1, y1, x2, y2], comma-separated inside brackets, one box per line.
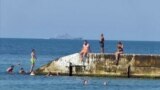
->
[80, 40, 91, 62]
[115, 41, 124, 65]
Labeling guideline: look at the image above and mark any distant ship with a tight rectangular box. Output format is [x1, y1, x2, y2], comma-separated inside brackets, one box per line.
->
[50, 33, 83, 40]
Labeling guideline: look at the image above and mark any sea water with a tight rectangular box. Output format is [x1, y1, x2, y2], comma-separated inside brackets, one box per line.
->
[0, 38, 160, 90]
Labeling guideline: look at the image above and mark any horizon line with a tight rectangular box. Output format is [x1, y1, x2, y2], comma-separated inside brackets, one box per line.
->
[0, 37, 160, 42]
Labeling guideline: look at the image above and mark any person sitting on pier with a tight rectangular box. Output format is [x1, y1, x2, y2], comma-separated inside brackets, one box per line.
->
[80, 40, 91, 62]
[115, 41, 124, 65]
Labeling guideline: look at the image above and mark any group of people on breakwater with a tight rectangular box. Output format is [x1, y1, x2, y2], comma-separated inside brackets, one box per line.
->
[6, 33, 123, 75]
[80, 33, 124, 65]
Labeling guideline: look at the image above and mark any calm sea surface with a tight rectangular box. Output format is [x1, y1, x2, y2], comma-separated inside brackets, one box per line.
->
[0, 38, 160, 90]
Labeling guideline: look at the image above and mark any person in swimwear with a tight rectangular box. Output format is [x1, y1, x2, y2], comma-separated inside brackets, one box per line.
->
[115, 41, 124, 65]
[19, 68, 26, 74]
[80, 40, 91, 62]
[6, 64, 21, 73]
[6, 65, 14, 73]
[99, 33, 105, 53]
[30, 49, 37, 73]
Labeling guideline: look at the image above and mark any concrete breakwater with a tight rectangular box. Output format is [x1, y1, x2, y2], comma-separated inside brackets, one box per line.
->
[36, 53, 160, 78]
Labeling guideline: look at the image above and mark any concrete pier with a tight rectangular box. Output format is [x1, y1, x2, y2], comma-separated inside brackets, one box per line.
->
[36, 53, 160, 78]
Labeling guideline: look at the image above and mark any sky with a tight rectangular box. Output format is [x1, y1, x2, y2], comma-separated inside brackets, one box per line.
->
[0, 0, 160, 41]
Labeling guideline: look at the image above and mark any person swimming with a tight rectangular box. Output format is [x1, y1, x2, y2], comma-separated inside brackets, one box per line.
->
[80, 40, 91, 62]
[30, 49, 37, 73]
[83, 80, 88, 85]
[19, 68, 26, 74]
[6, 64, 21, 73]
[6, 65, 14, 73]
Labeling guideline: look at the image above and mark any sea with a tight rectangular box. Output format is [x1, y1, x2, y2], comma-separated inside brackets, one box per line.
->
[0, 38, 160, 90]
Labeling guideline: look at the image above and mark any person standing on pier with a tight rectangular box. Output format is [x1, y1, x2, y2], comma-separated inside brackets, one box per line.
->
[115, 41, 124, 65]
[80, 40, 91, 62]
[30, 49, 37, 74]
[99, 33, 105, 53]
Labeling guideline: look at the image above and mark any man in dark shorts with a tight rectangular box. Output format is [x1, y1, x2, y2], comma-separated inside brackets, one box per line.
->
[99, 33, 105, 53]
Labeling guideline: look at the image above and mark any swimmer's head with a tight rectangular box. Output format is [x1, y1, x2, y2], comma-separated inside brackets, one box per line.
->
[11, 65, 14, 68]
[83, 80, 88, 85]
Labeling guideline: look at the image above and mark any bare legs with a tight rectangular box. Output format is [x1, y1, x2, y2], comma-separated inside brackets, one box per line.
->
[115, 51, 123, 65]
[80, 52, 87, 62]
[100, 47, 104, 53]
[80, 51, 89, 65]
[30, 63, 35, 73]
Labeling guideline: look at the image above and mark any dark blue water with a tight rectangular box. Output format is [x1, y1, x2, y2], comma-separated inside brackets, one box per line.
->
[0, 38, 160, 90]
